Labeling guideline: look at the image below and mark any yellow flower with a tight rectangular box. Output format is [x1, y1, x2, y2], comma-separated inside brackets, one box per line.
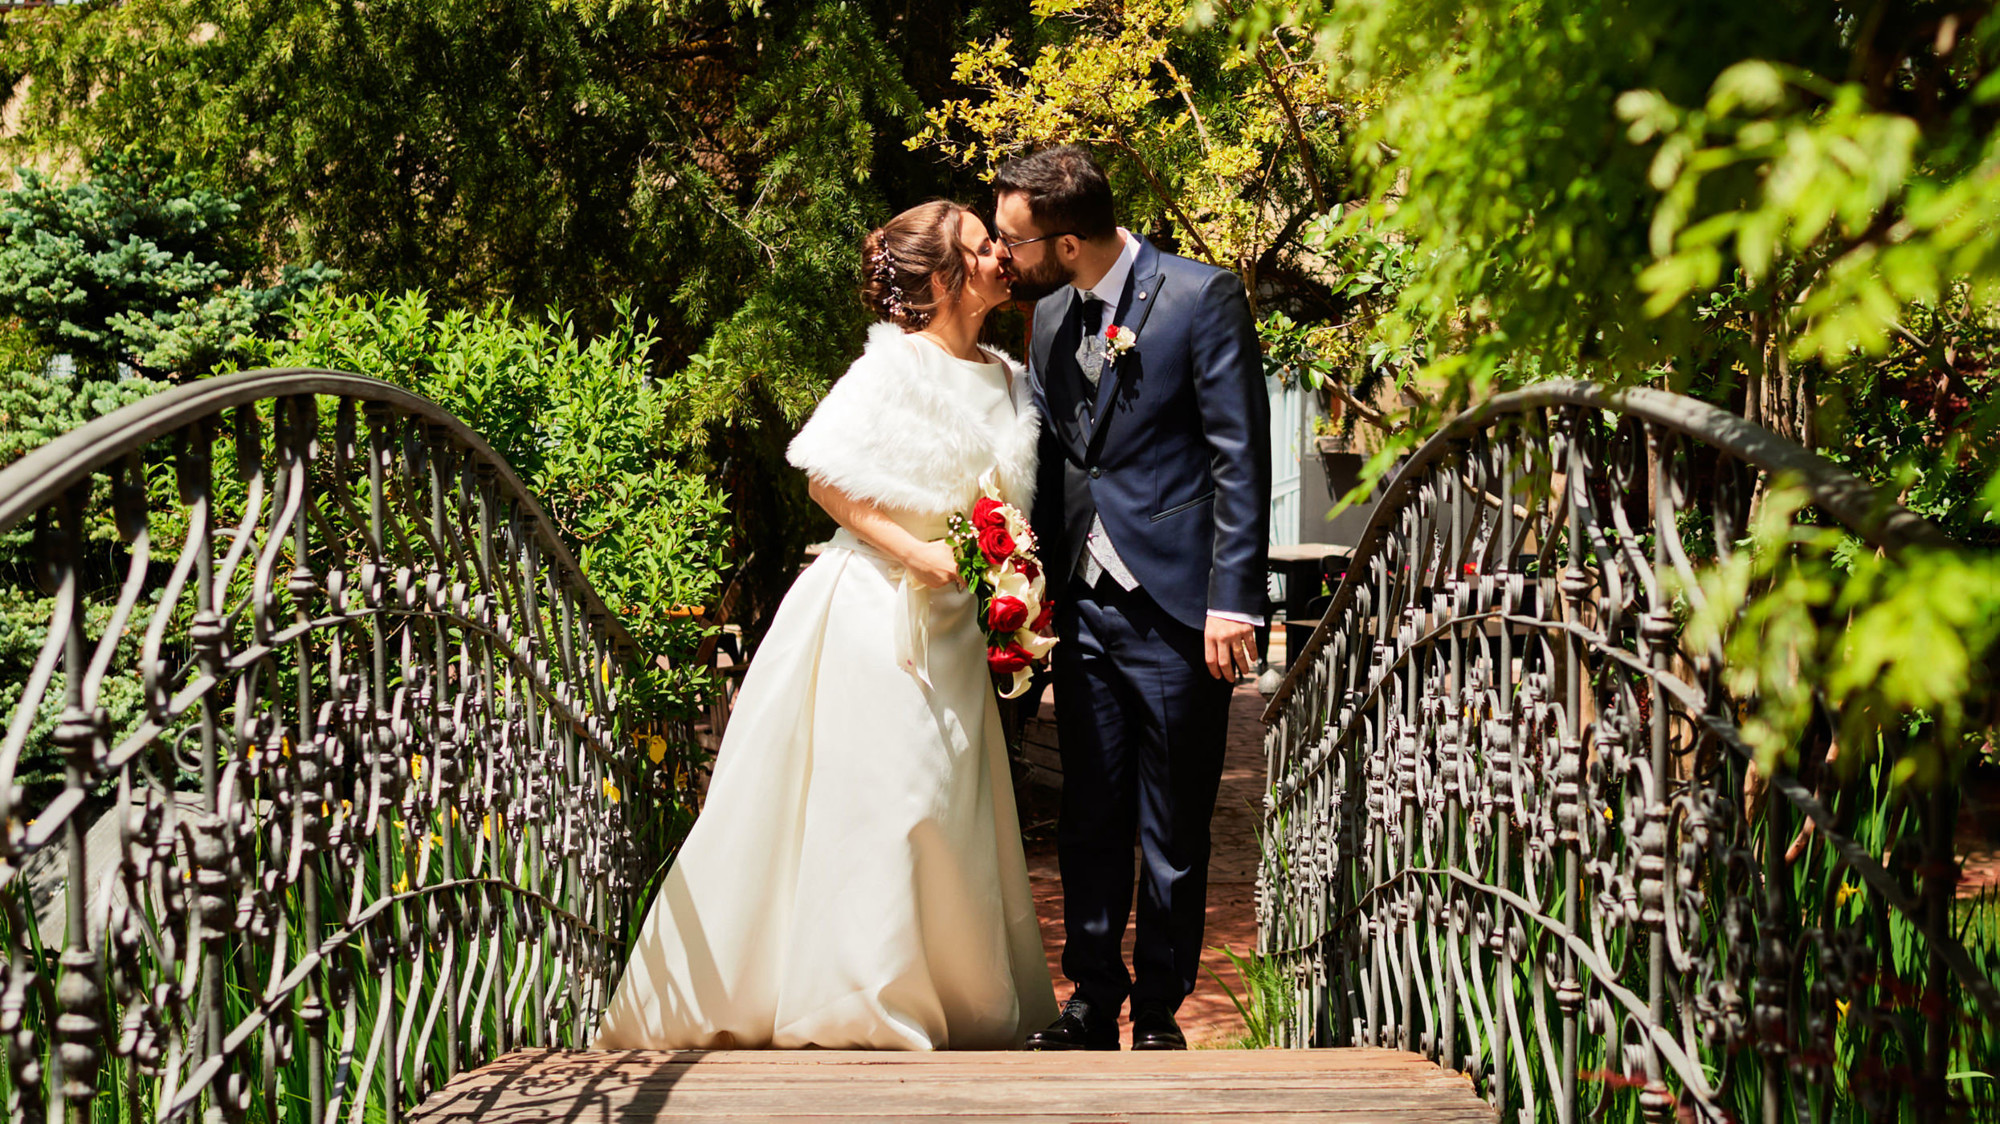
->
[601, 658, 612, 685]
[482, 814, 494, 840]
[430, 833, 444, 848]
[321, 801, 330, 817]
[1603, 807, 1615, 822]
[410, 755, 425, 781]
[1835, 882, 1861, 908]
[647, 736, 668, 765]
[602, 777, 621, 804]
[1836, 999, 1850, 1021]
[392, 876, 410, 894]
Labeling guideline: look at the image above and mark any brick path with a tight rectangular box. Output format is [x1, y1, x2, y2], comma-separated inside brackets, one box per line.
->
[1017, 679, 1268, 1048]
[1956, 763, 2000, 898]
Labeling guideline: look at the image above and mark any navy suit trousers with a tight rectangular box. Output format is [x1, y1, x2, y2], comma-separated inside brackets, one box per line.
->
[1053, 574, 1233, 1015]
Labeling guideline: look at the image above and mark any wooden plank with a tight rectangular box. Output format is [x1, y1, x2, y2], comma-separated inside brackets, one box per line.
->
[409, 1047, 1495, 1123]
[429, 1064, 1472, 1088]
[426, 1065, 1470, 1084]
[416, 1111, 1495, 1122]
[412, 1090, 1494, 1116]
[416, 1086, 1486, 1111]
[463, 1046, 1448, 1068]
[417, 1080, 1481, 1108]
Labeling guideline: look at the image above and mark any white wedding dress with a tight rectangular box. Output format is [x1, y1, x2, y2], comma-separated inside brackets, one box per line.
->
[593, 324, 1057, 1051]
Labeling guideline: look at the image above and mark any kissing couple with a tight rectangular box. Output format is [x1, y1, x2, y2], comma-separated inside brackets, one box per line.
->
[593, 145, 1271, 1052]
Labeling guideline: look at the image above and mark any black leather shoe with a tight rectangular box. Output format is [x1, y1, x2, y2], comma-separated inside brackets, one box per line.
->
[1130, 1006, 1186, 1050]
[1024, 997, 1120, 1050]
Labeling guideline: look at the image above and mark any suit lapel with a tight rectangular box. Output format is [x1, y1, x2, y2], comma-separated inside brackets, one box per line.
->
[1033, 293, 1090, 465]
[1086, 235, 1166, 449]
[1031, 294, 1059, 389]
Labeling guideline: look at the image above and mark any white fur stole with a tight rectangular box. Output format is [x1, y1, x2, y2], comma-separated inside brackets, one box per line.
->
[787, 321, 1039, 516]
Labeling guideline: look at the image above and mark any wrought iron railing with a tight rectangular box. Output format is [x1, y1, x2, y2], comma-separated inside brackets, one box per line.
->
[0, 370, 687, 1122]
[1259, 381, 1998, 1121]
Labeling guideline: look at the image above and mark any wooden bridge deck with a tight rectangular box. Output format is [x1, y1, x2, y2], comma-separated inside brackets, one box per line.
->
[408, 1046, 1495, 1122]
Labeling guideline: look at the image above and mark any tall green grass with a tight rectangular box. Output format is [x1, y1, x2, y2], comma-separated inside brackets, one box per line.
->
[1202, 945, 1296, 1049]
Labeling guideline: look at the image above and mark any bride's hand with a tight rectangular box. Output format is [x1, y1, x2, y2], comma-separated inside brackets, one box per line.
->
[903, 539, 963, 590]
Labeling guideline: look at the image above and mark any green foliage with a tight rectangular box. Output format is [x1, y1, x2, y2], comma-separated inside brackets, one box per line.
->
[1620, 56, 2000, 364]
[0, 359, 165, 803]
[1235, 0, 2000, 485]
[1225, 0, 2000, 779]
[1683, 487, 2000, 780]
[1257, 220, 1420, 442]
[258, 289, 731, 724]
[0, 0, 1025, 632]
[0, 0, 959, 418]
[916, 0, 1348, 316]
[1235, 0, 1863, 399]
[1777, 750, 2000, 1121]
[0, 363, 162, 470]
[0, 589, 153, 806]
[0, 150, 333, 378]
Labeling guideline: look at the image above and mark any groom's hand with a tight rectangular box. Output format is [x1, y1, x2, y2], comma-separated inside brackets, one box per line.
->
[1203, 615, 1257, 681]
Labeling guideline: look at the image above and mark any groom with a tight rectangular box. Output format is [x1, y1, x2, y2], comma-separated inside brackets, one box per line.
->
[995, 146, 1270, 1051]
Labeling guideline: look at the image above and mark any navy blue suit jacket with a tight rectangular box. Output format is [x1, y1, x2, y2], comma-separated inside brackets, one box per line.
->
[1027, 235, 1271, 632]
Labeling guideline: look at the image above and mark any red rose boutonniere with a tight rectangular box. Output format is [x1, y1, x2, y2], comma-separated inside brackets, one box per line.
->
[1104, 324, 1138, 361]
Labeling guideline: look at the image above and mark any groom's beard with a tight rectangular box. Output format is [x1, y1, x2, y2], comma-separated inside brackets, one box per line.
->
[1006, 255, 1073, 304]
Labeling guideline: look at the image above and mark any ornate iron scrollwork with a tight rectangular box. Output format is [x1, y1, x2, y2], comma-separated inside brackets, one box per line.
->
[1261, 381, 1993, 1120]
[0, 370, 686, 1122]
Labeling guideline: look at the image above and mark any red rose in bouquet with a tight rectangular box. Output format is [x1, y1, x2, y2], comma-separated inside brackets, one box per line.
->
[987, 642, 1033, 674]
[987, 595, 1029, 632]
[977, 525, 1016, 566]
[946, 484, 1060, 698]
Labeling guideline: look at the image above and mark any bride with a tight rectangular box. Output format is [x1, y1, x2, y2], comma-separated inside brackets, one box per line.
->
[593, 200, 1058, 1051]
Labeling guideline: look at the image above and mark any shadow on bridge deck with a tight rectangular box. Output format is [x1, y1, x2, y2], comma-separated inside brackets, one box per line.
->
[408, 1046, 1495, 1122]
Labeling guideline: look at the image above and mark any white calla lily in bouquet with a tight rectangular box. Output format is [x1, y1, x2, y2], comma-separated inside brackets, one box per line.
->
[946, 483, 1058, 698]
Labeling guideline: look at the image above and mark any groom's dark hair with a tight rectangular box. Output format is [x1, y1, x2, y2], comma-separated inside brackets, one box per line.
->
[993, 145, 1117, 242]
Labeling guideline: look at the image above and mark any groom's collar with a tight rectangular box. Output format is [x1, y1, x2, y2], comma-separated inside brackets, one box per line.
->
[1069, 228, 1139, 307]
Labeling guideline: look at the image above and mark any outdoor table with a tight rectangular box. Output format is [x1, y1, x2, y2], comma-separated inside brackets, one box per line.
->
[1265, 541, 1351, 671]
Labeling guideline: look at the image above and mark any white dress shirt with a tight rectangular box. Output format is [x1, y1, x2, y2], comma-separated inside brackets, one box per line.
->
[1070, 230, 1264, 629]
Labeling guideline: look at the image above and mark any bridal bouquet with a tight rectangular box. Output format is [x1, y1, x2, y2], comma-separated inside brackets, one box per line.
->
[946, 486, 1058, 699]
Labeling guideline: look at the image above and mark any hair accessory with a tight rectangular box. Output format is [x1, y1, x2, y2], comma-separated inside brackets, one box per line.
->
[869, 246, 909, 322]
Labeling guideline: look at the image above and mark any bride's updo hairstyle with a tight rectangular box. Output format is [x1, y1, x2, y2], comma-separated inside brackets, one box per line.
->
[861, 200, 971, 331]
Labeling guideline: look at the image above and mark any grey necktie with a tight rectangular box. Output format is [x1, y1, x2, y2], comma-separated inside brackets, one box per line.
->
[1073, 295, 1107, 391]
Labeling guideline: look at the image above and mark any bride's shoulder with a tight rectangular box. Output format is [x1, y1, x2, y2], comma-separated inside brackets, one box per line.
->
[817, 322, 928, 400]
[851, 321, 920, 372]
[786, 323, 994, 515]
[977, 342, 1024, 374]
[823, 322, 936, 403]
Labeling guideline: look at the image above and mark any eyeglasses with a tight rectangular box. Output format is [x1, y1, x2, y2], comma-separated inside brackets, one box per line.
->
[996, 231, 1079, 253]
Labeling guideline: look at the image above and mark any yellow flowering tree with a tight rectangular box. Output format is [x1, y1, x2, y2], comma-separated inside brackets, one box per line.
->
[915, 0, 1349, 316]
